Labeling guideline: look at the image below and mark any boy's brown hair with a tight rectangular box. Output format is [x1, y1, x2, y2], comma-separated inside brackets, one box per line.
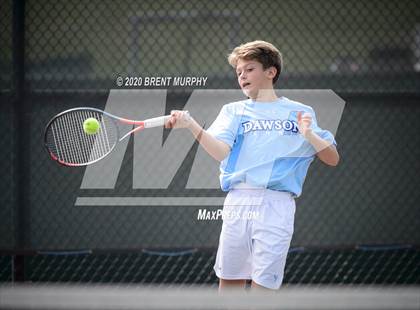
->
[228, 40, 283, 84]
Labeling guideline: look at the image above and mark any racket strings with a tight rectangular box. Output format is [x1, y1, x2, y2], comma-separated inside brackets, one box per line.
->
[46, 110, 118, 165]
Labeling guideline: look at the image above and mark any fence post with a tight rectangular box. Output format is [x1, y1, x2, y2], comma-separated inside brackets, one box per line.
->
[12, 0, 28, 282]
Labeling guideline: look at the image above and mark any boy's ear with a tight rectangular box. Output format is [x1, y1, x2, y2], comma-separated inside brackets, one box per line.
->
[265, 66, 277, 79]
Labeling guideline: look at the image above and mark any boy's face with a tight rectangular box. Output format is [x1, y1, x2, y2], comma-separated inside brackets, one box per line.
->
[235, 58, 276, 99]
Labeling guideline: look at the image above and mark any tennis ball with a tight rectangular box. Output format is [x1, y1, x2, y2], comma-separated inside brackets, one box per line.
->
[83, 118, 100, 135]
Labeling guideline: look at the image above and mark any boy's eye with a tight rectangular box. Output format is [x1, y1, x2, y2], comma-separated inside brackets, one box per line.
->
[236, 67, 254, 76]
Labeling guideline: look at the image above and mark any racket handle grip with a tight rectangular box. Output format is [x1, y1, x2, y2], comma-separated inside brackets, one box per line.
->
[143, 115, 171, 128]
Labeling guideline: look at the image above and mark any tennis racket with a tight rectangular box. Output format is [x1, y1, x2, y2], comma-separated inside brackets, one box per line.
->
[44, 107, 171, 167]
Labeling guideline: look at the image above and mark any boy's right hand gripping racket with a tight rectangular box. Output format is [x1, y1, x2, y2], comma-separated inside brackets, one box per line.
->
[44, 107, 172, 167]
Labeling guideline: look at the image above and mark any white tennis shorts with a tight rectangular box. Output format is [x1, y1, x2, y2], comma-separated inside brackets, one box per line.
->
[214, 187, 295, 289]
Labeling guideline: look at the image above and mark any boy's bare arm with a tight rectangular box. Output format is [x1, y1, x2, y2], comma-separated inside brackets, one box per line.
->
[305, 131, 340, 166]
[188, 119, 231, 162]
[166, 111, 231, 162]
[297, 112, 340, 166]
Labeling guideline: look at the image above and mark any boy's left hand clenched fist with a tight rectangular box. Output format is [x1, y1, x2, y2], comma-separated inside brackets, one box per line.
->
[297, 111, 313, 139]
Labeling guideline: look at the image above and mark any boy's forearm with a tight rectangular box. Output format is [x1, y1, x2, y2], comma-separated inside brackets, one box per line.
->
[188, 119, 231, 162]
[305, 131, 340, 166]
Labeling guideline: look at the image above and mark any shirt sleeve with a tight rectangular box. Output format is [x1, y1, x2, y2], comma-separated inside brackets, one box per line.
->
[206, 104, 238, 148]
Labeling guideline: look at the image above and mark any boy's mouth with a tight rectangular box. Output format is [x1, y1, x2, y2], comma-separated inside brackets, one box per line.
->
[242, 82, 251, 88]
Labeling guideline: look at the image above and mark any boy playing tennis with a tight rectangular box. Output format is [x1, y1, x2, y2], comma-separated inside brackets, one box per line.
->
[167, 40, 339, 290]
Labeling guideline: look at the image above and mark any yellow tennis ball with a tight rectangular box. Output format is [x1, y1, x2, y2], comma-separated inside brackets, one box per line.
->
[83, 118, 100, 135]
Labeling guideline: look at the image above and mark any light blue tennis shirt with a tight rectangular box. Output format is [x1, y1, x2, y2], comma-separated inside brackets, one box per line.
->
[206, 97, 336, 197]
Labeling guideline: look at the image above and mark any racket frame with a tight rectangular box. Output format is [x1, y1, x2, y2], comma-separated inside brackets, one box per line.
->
[44, 107, 168, 167]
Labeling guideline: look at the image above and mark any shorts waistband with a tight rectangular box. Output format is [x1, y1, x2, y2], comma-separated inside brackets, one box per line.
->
[231, 183, 293, 199]
[233, 182, 264, 190]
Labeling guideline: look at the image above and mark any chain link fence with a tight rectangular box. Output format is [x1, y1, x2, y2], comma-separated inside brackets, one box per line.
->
[1, 247, 418, 284]
[0, 0, 13, 91]
[1, 0, 419, 92]
[1, 0, 419, 285]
